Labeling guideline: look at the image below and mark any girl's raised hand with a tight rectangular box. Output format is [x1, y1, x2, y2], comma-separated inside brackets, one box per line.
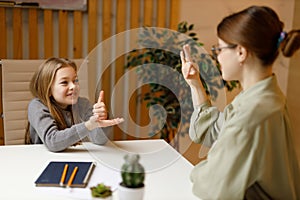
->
[93, 90, 108, 120]
[86, 90, 124, 130]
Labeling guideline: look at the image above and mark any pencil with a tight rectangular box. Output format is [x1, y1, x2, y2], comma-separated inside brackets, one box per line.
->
[67, 166, 78, 188]
[59, 164, 68, 187]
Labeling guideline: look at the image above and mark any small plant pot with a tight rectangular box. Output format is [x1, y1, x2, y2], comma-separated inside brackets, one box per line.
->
[118, 184, 145, 200]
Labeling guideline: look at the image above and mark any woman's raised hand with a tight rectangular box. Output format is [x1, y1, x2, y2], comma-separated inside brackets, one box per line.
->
[180, 44, 202, 88]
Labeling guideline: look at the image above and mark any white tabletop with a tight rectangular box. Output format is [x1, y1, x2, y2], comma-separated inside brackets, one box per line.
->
[0, 139, 198, 200]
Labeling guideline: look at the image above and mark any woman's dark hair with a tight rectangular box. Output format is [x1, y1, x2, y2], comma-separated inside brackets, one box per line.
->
[217, 5, 300, 66]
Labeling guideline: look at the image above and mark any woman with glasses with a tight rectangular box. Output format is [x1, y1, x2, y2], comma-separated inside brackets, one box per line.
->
[181, 5, 300, 199]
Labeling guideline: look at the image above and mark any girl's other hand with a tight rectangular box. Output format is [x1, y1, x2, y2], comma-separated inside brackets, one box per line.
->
[86, 90, 125, 130]
[85, 116, 124, 130]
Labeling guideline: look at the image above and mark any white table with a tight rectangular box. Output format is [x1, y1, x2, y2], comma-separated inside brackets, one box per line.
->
[0, 139, 198, 200]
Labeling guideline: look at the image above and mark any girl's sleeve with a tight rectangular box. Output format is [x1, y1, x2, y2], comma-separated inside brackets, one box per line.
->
[79, 98, 110, 145]
[28, 100, 90, 152]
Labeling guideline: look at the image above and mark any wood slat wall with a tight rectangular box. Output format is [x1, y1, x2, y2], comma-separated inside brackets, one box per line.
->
[28, 8, 38, 59]
[0, 0, 180, 145]
[44, 10, 53, 58]
[13, 8, 22, 59]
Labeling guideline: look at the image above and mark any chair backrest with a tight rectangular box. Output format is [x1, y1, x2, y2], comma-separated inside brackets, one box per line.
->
[0, 59, 86, 145]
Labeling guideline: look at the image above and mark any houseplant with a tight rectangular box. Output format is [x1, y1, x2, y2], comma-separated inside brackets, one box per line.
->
[125, 21, 239, 148]
[90, 183, 113, 199]
[118, 154, 145, 200]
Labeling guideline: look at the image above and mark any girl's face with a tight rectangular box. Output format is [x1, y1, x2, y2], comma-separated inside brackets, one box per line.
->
[217, 39, 241, 81]
[51, 66, 80, 109]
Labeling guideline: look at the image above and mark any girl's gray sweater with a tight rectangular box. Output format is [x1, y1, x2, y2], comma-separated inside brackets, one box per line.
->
[28, 97, 111, 152]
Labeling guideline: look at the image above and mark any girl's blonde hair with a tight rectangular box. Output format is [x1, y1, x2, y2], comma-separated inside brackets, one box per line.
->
[25, 57, 77, 144]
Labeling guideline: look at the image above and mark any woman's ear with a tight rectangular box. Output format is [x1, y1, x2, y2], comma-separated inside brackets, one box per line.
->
[237, 45, 247, 63]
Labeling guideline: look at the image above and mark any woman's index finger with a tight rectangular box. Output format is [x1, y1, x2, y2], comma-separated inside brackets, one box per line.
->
[183, 44, 193, 62]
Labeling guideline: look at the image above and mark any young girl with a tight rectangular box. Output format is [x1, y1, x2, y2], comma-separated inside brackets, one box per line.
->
[25, 57, 123, 152]
[181, 6, 300, 199]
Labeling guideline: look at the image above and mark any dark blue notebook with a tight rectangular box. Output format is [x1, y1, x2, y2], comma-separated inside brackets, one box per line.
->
[35, 161, 96, 188]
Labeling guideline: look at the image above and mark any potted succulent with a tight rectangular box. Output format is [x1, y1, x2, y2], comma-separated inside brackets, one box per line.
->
[118, 154, 145, 200]
[90, 183, 113, 199]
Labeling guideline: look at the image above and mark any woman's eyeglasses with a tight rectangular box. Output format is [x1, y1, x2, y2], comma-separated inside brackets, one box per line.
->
[211, 44, 237, 59]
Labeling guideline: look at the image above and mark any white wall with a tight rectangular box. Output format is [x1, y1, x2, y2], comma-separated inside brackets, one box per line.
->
[286, 0, 300, 165]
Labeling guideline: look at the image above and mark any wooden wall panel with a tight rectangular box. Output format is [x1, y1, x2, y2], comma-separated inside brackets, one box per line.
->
[139, 0, 153, 138]
[0, 0, 180, 61]
[0, 8, 7, 58]
[28, 8, 39, 59]
[58, 10, 68, 58]
[144, 0, 153, 27]
[87, 0, 97, 103]
[44, 10, 53, 58]
[0, 7, 5, 145]
[157, 0, 167, 27]
[73, 11, 83, 58]
[13, 8, 22, 59]
[88, 0, 97, 52]
[130, 0, 140, 29]
[101, 0, 112, 107]
[170, 0, 179, 30]
[128, 0, 140, 139]
[114, 0, 127, 140]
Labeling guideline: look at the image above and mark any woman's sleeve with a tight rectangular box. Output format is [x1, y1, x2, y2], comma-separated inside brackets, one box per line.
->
[190, 123, 260, 199]
[189, 100, 223, 146]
